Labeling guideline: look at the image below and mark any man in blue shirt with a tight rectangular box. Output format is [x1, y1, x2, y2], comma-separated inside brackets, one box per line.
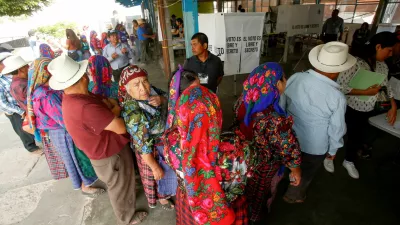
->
[0, 52, 41, 154]
[103, 30, 134, 82]
[137, 19, 155, 65]
[281, 42, 356, 203]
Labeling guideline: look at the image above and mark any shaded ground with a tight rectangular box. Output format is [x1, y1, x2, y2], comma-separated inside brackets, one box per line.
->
[0, 45, 399, 225]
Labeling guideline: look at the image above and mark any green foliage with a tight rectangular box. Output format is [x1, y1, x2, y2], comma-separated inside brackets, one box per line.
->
[37, 22, 78, 38]
[0, 0, 52, 17]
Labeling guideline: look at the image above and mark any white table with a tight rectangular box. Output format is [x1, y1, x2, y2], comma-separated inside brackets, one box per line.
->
[369, 110, 400, 138]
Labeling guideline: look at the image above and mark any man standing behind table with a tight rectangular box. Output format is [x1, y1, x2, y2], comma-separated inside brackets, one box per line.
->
[103, 29, 133, 83]
[322, 9, 344, 43]
[280, 42, 356, 203]
[48, 55, 147, 225]
[0, 53, 41, 154]
[183, 32, 224, 93]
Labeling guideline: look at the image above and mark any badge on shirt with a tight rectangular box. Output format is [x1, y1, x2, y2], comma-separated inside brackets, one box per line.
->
[198, 73, 209, 84]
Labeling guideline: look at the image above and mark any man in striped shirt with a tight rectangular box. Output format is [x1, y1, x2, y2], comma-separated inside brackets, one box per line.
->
[0, 52, 41, 154]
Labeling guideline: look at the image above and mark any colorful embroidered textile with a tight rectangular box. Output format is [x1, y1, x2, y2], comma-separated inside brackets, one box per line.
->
[87, 55, 118, 99]
[242, 62, 286, 126]
[41, 133, 68, 180]
[175, 85, 235, 225]
[39, 44, 55, 59]
[90, 31, 101, 51]
[101, 32, 109, 49]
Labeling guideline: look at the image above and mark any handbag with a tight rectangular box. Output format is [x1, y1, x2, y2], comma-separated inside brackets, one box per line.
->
[374, 86, 392, 112]
[67, 50, 79, 61]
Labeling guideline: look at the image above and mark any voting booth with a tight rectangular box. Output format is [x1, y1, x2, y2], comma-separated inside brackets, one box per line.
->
[276, 4, 324, 63]
[198, 13, 266, 75]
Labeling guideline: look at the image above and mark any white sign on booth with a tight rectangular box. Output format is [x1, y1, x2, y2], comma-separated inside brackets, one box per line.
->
[276, 4, 324, 36]
[199, 13, 265, 75]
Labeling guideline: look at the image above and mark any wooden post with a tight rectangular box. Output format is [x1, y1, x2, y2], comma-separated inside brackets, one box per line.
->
[157, 0, 172, 78]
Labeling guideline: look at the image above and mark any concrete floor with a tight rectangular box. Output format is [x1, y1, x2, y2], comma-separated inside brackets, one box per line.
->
[1, 46, 400, 225]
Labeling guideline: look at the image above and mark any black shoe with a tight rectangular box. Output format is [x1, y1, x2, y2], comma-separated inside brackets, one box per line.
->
[359, 148, 372, 160]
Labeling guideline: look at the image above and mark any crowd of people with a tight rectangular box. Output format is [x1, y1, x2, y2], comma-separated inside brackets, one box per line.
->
[0, 19, 400, 225]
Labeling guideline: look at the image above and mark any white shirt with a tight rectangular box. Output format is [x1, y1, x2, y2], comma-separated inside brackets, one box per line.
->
[280, 70, 347, 156]
[337, 58, 393, 112]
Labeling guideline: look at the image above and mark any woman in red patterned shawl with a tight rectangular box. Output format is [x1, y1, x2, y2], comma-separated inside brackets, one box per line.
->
[163, 68, 235, 225]
[234, 62, 302, 222]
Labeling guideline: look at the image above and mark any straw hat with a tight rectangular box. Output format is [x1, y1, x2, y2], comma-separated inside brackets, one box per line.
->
[0, 52, 12, 62]
[48, 55, 88, 90]
[308, 41, 356, 73]
[2, 55, 29, 74]
[137, 19, 145, 26]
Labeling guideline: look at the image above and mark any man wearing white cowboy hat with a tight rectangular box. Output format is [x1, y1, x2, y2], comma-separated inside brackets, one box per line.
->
[0, 53, 41, 154]
[3, 55, 31, 112]
[48, 55, 148, 225]
[280, 41, 356, 203]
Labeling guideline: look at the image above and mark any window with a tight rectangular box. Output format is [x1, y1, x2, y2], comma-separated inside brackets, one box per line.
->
[382, 1, 400, 24]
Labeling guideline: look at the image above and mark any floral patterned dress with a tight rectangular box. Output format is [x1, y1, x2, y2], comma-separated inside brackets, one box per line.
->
[236, 99, 301, 222]
[167, 85, 235, 225]
[121, 86, 177, 208]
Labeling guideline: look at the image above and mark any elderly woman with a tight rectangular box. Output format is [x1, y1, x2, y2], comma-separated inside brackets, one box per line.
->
[163, 68, 236, 225]
[27, 57, 103, 195]
[234, 62, 302, 222]
[119, 65, 177, 210]
[87, 55, 118, 99]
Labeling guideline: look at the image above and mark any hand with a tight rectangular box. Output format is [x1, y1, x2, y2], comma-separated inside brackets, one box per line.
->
[102, 99, 113, 109]
[151, 34, 156, 39]
[289, 167, 301, 186]
[148, 96, 165, 107]
[387, 107, 397, 126]
[112, 52, 119, 59]
[326, 154, 336, 160]
[365, 84, 381, 96]
[151, 165, 165, 180]
[121, 48, 127, 54]
[111, 105, 122, 117]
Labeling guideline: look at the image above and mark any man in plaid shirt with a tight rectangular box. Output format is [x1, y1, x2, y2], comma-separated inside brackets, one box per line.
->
[0, 52, 41, 154]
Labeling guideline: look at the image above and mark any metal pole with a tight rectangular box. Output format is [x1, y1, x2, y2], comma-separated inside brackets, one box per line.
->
[283, 35, 289, 63]
[158, 0, 172, 78]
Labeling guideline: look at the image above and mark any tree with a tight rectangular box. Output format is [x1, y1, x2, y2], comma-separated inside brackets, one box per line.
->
[37, 22, 78, 38]
[0, 0, 51, 17]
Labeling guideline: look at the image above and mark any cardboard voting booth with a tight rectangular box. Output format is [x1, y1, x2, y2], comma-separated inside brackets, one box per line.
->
[276, 4, 324, 36]
[198, 13, 265, 75]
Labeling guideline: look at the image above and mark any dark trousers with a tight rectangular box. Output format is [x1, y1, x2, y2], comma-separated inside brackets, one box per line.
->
[112, 64, 129, 83]
[5, 113, 38, 152]
[140, 39, 150, 63]
[284, 152, 325, 200]
[323, 34, 338, 43]
[345, 106, 379, 162]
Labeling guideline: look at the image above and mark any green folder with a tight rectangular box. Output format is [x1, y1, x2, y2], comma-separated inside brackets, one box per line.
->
[348, 69, 386, 101]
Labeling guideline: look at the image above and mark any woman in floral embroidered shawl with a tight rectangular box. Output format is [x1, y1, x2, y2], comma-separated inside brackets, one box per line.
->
[234, 62, 302, 222]
[163, 68, 236, 225]
[87, 55, 118, 99]
[119, 65, 177, 210]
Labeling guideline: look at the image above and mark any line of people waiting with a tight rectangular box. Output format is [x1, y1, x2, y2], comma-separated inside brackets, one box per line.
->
[0, 30, 398, 225]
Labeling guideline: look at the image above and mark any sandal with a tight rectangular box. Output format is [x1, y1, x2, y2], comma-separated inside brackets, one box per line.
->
[130, 211, 148, 225]
[82, 188, 106, 198]
[160, 199, 175, 211]
[283, 195, 306, 204]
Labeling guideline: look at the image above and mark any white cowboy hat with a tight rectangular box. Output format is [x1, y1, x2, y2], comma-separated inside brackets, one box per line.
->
[309, 41, 356, 73]
[2, 55, 29, 75]
[0, 52, 12, 62]
[48, 55, 88, 90]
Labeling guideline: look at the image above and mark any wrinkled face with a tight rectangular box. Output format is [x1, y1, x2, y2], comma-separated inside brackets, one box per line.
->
[376, 45, 393, 61]
[191, 38, 207, 56]
[110, 34, 118, 43]
[126, 76, 151, 100]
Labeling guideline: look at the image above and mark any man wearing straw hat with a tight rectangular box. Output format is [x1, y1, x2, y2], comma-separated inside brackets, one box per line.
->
[48, 55, 148, 225]
[280, 41, 356, 203]
[0, 53, 41, 154]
